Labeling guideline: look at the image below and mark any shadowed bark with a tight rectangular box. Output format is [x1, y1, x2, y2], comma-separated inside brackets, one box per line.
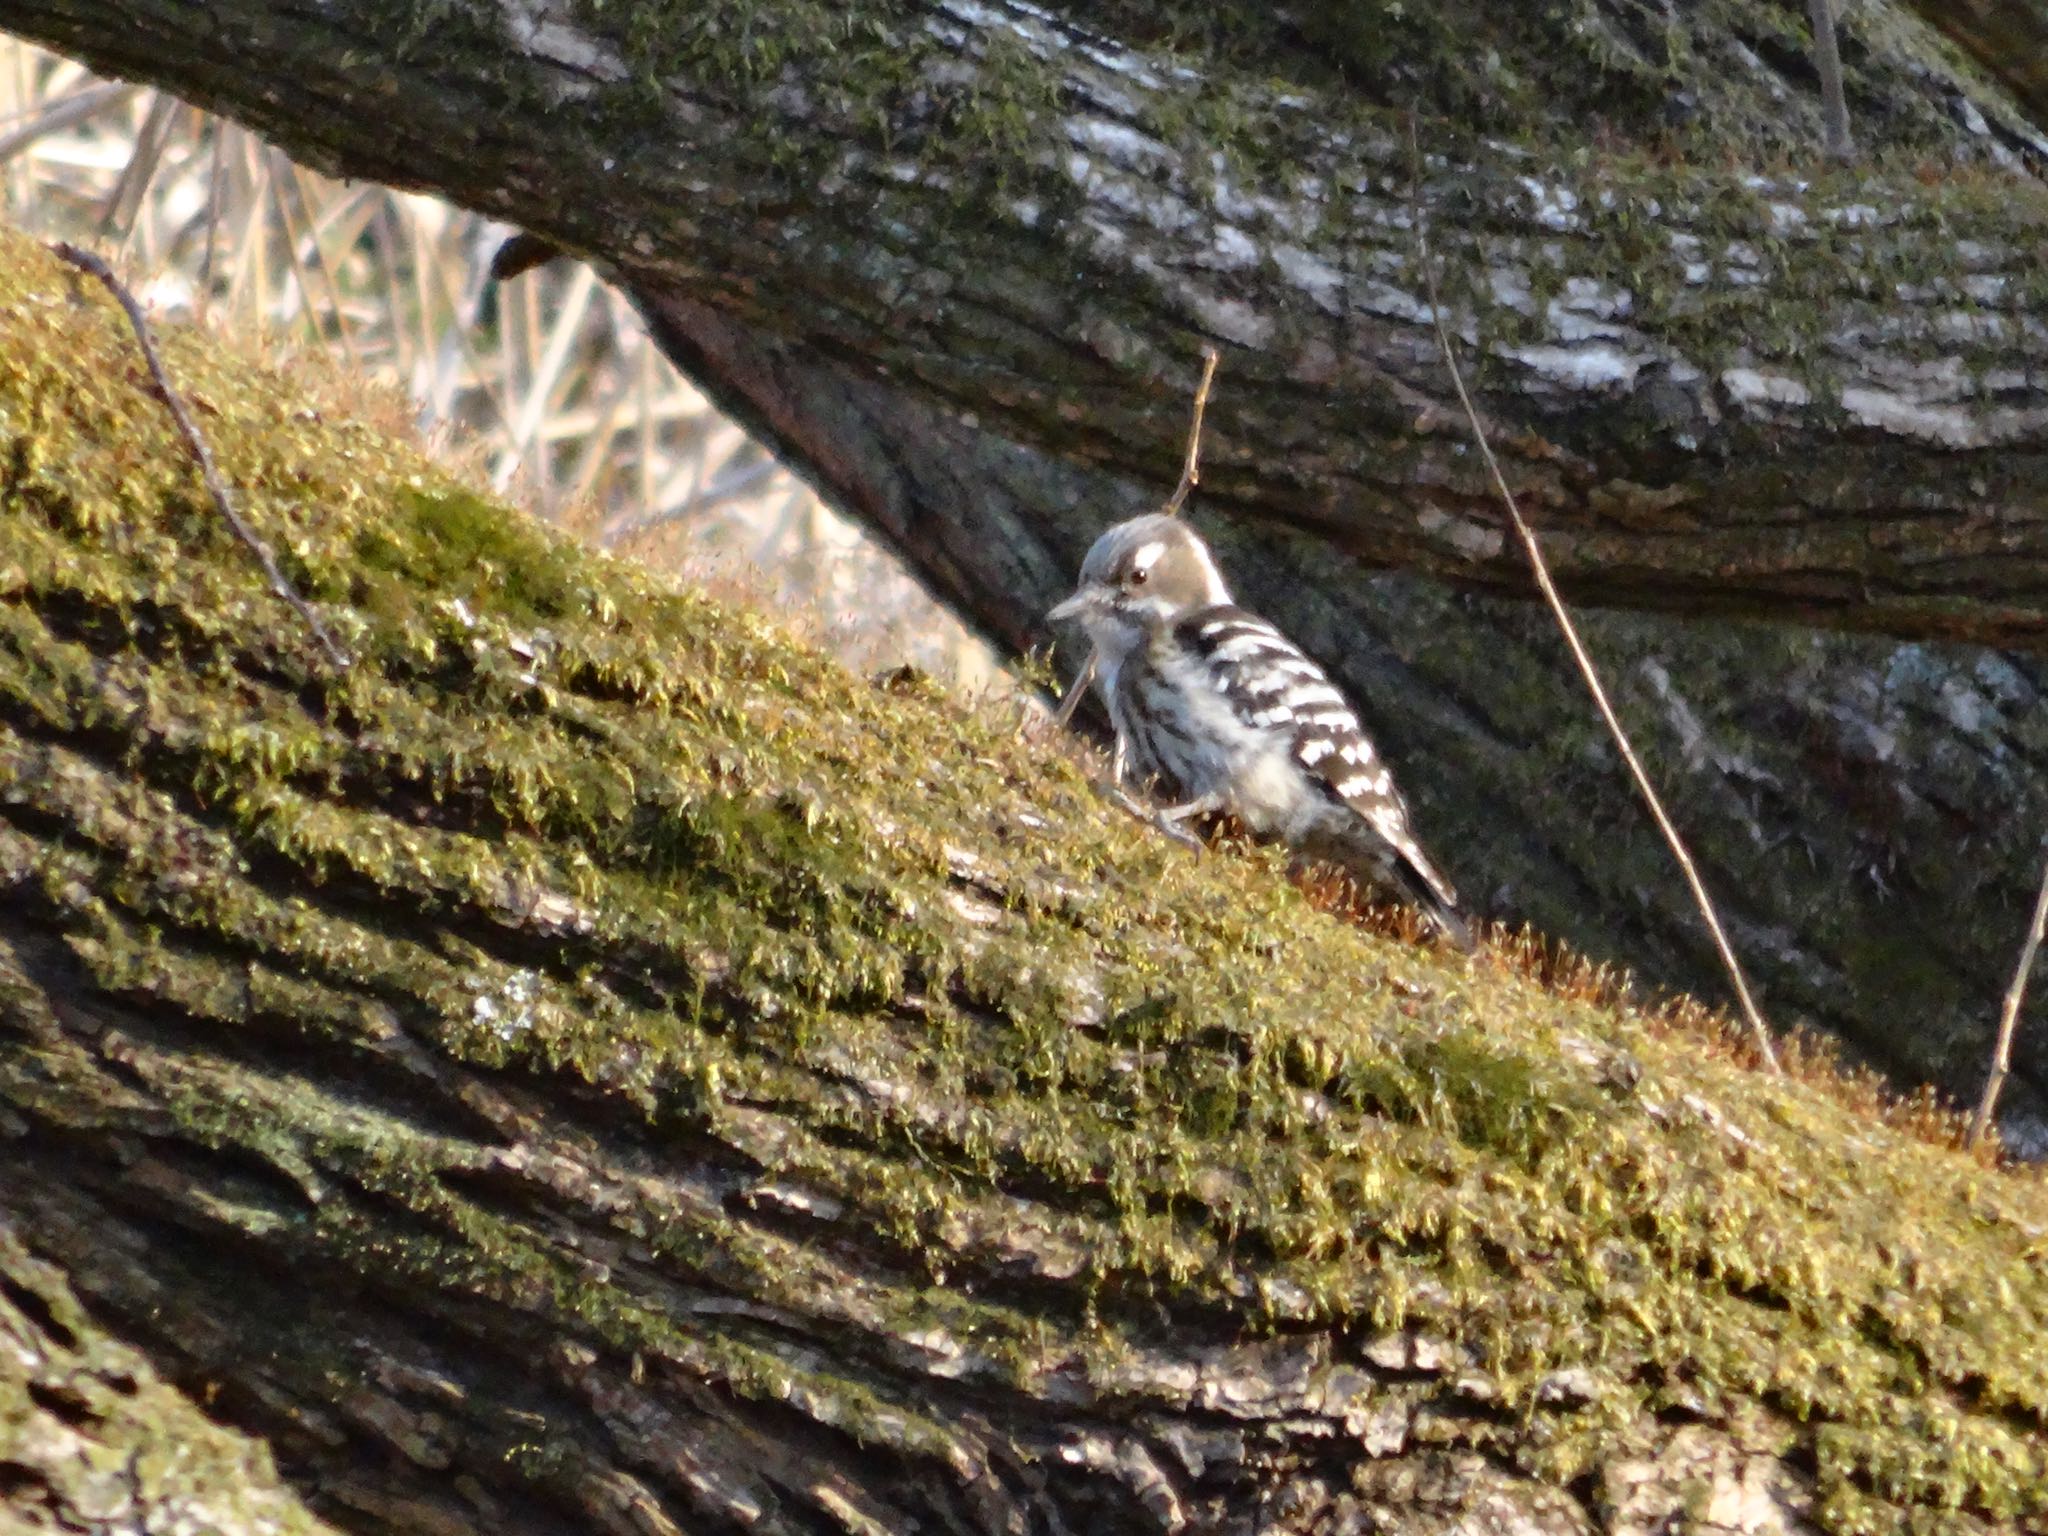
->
[1913, 0, 2048, 126]
[4, 228, 2048, 1536]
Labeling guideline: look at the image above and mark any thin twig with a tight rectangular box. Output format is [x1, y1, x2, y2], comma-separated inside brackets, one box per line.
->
[1054, 345, 1220, 727]
[1404, 121, 1780, 1073]
[1160, 345, 1220, 516]
[1807, 0, 1855, 163]
[1052, 652, 1097, 729]
[1968, 838, 2048, 1149]
[49, 240, 349, 670]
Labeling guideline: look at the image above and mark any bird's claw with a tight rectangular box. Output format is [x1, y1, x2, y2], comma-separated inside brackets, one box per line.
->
[1096, 780, 1204, 850]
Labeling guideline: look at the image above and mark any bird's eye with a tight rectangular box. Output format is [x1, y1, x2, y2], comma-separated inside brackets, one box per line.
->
[1129, 567, 1150, 586]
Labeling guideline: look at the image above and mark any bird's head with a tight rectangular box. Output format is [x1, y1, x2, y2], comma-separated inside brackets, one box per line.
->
[1047, 514, 1231, 658]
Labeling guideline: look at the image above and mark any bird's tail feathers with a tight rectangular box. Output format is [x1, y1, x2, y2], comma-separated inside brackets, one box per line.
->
[1315, 834, 1477, 952]
[1375, 840, 1474, 953]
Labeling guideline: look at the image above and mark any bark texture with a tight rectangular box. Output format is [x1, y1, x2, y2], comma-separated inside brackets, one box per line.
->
[4, 228, 2048, 1536]
[4, 0, 2048, 642]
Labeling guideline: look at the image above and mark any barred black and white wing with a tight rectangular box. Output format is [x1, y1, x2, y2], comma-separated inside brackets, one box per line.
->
[1176, 607, 1469, 944]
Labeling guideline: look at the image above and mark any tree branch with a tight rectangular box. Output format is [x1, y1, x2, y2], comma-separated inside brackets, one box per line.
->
[1410, 123, 1781, 1074]
[6, 0, 2048, 643]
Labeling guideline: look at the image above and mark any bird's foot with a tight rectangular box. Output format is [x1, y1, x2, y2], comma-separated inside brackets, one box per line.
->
[1150, 793, 1223, 848]
[1096, 781, 1206, 849]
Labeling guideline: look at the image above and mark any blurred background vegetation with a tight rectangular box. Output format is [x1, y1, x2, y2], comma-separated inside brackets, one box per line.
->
[0, 39, 1010, 690]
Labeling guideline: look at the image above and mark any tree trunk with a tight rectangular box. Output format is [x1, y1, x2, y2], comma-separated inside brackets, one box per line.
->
[5, 227, 2048, 1536]
[3, 2, 2048, 1132]
[5, 0, 2048, 644]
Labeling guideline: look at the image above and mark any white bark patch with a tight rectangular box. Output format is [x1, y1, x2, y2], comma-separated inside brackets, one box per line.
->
[1271, 244, 1344, 314]
[1721, 240, 1767, 286]
[1720, 369, 1813, 408]
[1063, 143, 1195, 233]
[496, 0, 627, 83]
[1505, 342, 1648, 389]
[1547, 279, 1637, 345]
[1839, 386, 1990, 448]
[1558, 275, 1631, 320]
[1068, 117, 1175, 170]
[1517, 175, 1581, 232]
[1668, 232, 1711, 285]
[1417, 505, 1506, 561]
[1206, 225, 1259, 271]
[938, 0, 1054, 59]
[1163, 278, 1269, 350]
[1489, 267, 1536, 314]
[1355, 279, 1433, 325]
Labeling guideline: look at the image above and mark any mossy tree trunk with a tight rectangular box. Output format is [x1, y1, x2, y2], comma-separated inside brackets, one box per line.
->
[3, 14, 2048, 1121]
[4, 230, 2047, 1536]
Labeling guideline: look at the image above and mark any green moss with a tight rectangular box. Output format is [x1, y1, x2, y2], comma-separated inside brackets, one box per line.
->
[352, 484, 589, 622]
[2, 222, 2047, 1527]
[0, 1218, 340, 1534]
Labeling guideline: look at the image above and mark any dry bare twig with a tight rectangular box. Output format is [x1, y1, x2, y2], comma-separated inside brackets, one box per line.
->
[1968, 838, 2048, 1149]
[1052, 344, 1219, 728]
[49, 240, 351, 670]
[1404, 123, 1781, 1073]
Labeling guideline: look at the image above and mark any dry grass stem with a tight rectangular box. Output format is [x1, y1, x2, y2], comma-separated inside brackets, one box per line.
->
[1405, 121, 1780, 1074]
[1161, 344, 1220, 516]
[49, 239, 351, 670]
[1807, 0, 1856, 162]
[1968, 838, 2048, 1148]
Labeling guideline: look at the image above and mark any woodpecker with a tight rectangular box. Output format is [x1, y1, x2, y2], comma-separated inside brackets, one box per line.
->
[1049, 514, 1473, 950]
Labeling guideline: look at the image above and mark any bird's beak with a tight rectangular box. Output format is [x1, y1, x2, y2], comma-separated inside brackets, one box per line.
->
[1047, 583, 1100, 624]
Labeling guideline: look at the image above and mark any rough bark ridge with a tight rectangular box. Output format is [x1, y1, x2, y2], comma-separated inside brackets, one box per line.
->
[4, 232, 2047, 1534]
[5, 0, 2048, 642]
